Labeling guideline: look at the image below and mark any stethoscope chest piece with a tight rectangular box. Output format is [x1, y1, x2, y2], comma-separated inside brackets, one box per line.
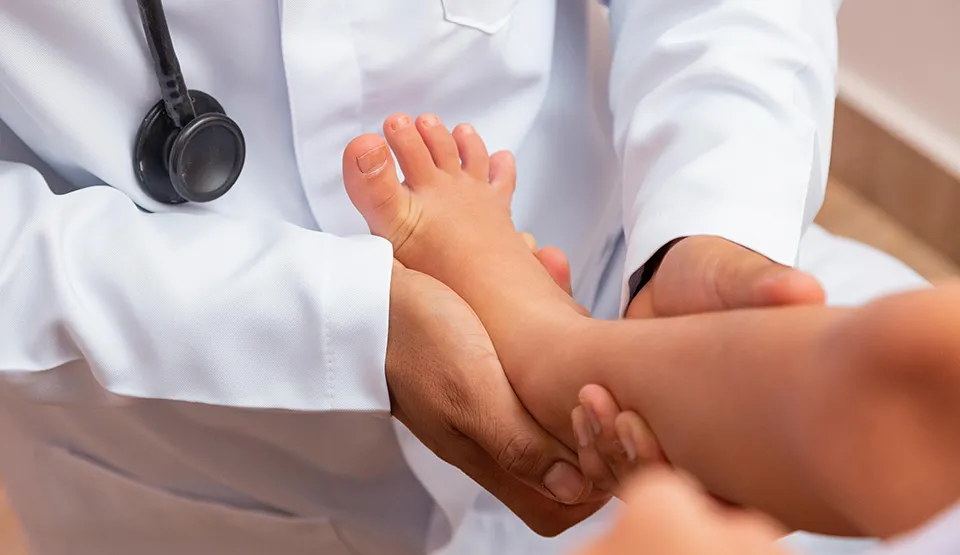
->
[134, 90, 245, 205]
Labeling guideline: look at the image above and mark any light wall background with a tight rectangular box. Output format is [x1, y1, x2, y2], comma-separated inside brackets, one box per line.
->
[837, 0, 960, 176]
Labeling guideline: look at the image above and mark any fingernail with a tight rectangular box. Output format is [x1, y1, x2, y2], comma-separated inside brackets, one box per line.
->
[584, 406, 602, 436]
[357, 145, 388, 174]
[574, 411, 593, 448]
[543, 462, 586, 504]
[617, 427, 637, 463]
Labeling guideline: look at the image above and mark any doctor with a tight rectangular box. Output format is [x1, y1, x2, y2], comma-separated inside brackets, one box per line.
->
[0, 1, 928, 554]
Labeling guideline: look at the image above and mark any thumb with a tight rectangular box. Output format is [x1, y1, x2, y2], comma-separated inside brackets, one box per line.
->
[716, 254, 825, 310]
[435, 425, 606, 537]
[468, 401, 596, 506]
[454, 373, 599, 506]
[630, 237, 825, 318]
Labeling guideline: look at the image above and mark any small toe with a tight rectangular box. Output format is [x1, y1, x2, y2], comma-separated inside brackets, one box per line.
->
[383, 113, 437, 186]
[416, 114, 461, 173]
[453, 124, 490, 181]
[342, 133, 414, 242]
[489, 150, 517, 207]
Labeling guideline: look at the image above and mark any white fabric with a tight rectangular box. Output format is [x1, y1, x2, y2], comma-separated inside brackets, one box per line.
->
[869, 501, 960, 555]
[0, 0, 933, 554]
[611, 0, 843, 309]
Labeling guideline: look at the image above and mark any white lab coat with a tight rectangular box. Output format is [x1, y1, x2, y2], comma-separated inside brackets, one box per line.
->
[869, 501, 960, 555]
[0, 1, 930, 554]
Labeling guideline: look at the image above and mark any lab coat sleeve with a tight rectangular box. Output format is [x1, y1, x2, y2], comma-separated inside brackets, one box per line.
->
[0, 160, 394, 413]
[607, 0, 840, 309]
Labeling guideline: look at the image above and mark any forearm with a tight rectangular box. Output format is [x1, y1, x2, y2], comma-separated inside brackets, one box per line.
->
[609, 0, 840, 311]
[0, 161, 394, 412]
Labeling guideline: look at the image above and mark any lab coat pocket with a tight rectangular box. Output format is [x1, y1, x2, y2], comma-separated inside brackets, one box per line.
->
[25, 445, 351, 555]
[441, 0, 520, 34]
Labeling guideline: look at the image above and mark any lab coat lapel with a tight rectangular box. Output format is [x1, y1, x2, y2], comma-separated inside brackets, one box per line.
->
[278, 0, 370, 236]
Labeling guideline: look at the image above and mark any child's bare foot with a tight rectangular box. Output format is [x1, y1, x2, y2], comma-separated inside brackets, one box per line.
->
[342, 113, 587, 439]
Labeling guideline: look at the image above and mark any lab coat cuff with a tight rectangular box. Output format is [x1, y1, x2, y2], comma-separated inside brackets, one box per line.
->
[319, 235, 394, 414]
[621, 202, 803, 315]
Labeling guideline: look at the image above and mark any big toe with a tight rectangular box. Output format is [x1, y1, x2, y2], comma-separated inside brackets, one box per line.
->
[343, 134, 417, 244]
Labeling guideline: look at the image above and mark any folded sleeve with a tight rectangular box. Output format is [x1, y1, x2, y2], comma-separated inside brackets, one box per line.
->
[607, 0, 841, 309]
[0, 159, 394, 414]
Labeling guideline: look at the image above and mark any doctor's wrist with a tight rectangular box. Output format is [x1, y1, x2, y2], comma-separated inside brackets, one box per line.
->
[628, 239, 683, 303]
[384, 261, 423, 416]
[382, 260, 498, 420]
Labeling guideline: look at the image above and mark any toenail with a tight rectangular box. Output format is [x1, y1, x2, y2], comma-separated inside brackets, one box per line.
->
[457, 124, 475, 134]
[421, 114, 439, 127]
[390, 116, 411, 131]
[356, 145, 389, 174]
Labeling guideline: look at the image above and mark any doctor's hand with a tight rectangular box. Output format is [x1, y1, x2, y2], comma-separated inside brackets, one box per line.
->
[625, 235, 825, 319]
[386, 261, 608, 536]
[573, 236, 827, 492]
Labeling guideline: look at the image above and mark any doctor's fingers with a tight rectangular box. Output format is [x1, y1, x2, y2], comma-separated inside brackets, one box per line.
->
[522, 232, 576, 299]
[428, 390, 614, 535]
[453, 385, 601, 507]
[448, 433, 609, 537]
[390, 403, 599, 536]
[537, 246, 577, 300]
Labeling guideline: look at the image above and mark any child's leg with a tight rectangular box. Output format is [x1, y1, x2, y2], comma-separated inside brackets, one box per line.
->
[341, 115, 960, 536]
[565, 302, 867, 535]
[580, 287, 960, 540]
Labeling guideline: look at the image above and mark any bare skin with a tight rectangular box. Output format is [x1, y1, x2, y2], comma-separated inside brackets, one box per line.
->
[341, 113, 960, 538]
[342, 114, 587, 446]
[575, 469, 790, 555]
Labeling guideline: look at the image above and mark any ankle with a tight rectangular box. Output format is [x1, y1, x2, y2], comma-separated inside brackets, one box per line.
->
[509, 295, 587, 343]
[501, 310, 596, 391]
[500, 311, 599, 443]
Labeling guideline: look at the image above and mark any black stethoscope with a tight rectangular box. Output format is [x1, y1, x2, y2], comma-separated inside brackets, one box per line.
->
[134, 0, 246, 204]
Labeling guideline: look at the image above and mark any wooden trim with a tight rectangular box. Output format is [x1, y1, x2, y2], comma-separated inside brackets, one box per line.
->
[830, 98, 960, 265]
